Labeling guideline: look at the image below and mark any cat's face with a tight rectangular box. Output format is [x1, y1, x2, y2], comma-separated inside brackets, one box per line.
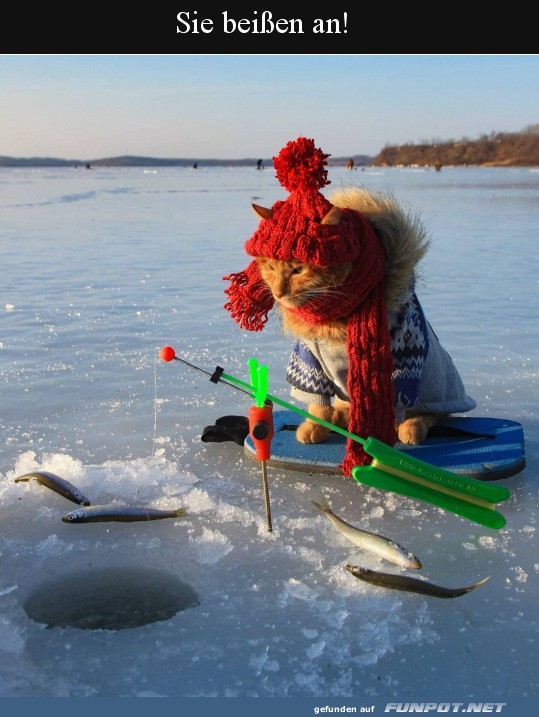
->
[257, 256, 352, 310]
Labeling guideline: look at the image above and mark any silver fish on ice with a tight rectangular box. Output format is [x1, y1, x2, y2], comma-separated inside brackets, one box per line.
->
[346, 565, 490, 599]
[62, 504, 188, 523]
[312, 499, 421, 569]
[15, 471, 91, 506]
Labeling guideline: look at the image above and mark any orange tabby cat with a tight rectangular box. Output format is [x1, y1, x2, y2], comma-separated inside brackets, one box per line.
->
[224, 138, 476, 465]
[256, 254, 439, 445]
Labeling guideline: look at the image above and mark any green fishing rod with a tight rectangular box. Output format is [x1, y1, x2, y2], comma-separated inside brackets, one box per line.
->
[159, 345, 510, 529]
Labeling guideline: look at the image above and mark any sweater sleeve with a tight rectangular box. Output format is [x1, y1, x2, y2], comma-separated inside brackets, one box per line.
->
[286, 340, 335, 406]
[390, 292, 429, 413]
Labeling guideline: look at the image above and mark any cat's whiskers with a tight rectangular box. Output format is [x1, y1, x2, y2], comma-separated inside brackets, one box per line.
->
[300, 285, 351, 305]
[257, 283, 277, 303]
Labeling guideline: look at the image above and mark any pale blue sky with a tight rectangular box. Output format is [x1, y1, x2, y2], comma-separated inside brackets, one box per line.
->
[2, 54, 538, 160]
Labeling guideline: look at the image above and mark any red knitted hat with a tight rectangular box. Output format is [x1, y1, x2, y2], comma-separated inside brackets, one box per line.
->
[224, 137, 396, 473]
[244, 136, 370, 265]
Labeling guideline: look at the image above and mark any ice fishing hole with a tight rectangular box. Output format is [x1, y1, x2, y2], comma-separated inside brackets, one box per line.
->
[23, 566, 200, 630]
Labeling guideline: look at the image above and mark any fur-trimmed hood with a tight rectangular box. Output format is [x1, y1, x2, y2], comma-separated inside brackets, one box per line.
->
[328, 186, 430, 314]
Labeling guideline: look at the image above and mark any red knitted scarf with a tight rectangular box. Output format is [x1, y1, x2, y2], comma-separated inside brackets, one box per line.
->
[224, 252, 396, 473]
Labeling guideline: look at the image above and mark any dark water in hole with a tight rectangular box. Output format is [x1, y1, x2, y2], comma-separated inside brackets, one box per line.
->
[23, 566, 200, 630]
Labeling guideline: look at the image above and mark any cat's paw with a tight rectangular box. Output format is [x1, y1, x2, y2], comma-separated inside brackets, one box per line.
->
[397, 415, 437, 445]
[329, 398, 350, 429]
[296, 420, 331, 444]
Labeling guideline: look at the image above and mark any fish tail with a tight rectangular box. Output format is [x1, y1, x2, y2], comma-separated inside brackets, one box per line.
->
[470, 577, 491, 591]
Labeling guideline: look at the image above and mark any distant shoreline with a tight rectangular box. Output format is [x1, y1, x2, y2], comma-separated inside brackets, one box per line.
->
[2, 157, 537, 169]
[3, 130, 539, 169]
[0, 154, 374, 169]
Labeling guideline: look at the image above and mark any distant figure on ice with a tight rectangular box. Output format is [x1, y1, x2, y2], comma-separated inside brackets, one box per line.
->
[347, 158, 354, 170]
[193, 162, 198, 169]
[257, 159, 264, 170]
[434, 160, 443, 172]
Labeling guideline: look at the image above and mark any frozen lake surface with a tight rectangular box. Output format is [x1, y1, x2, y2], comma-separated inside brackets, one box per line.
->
[0, 164, 537, 711]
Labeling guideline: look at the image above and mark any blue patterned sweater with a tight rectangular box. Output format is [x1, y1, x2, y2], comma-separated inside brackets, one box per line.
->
[286, 291, 476, 422]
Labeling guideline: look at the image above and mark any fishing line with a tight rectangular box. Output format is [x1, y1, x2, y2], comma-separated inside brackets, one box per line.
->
[152, 351, 159, 457]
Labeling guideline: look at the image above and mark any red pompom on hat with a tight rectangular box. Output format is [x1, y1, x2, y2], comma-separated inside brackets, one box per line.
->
[224, 137, 396, 473]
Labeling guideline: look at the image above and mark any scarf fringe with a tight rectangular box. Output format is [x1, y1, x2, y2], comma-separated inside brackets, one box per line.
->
[223, 263, 275, 332]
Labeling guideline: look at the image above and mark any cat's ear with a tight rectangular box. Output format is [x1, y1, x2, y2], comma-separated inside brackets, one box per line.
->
[252, 204, 274, 220]
[320, 206, 342, 226]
